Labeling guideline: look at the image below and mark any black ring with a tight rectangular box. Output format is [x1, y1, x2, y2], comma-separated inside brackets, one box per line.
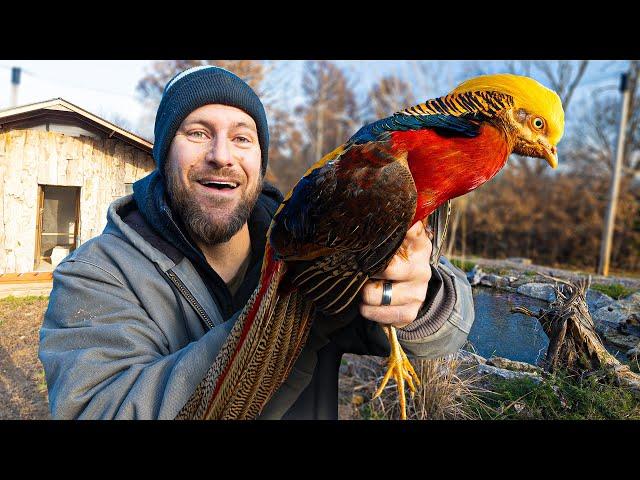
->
[381, 281, 393, 306]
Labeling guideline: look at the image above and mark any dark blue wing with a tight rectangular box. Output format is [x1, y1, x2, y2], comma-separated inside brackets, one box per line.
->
[349, 112, 483, 144]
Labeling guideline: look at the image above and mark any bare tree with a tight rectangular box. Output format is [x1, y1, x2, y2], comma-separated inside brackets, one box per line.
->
[297, 61, 360, 168]
[533, 60, 589, 111]
[406, 61, 455, 99]
[267, 106, 306, 194]
[364, 75, 415, 122]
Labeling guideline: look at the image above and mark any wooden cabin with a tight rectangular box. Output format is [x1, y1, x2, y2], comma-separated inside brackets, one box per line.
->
[0, 98, 154, 275]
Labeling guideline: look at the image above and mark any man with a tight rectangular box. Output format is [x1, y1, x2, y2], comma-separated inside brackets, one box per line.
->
[39, 65, 475, 419]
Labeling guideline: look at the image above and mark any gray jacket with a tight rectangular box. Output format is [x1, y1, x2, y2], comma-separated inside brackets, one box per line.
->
[39, 195, 475, 419]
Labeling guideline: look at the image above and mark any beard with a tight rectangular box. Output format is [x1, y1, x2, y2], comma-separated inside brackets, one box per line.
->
[164, 161, 263, 246]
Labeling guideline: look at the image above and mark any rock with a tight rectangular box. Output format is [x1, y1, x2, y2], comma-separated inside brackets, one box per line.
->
[586, 289, 615, 313]
[486, 356, 544, 375]
[628, 345, 640, 361]
[597, 292, 640, 330]
[516, 283, 557, 302]
[592, 301, 637, 328]
[477, 363, 543, 383]
[600, 327, 640, 351]
[480, 274, 508, 288]
[479, 275, 493, 286]
[506, 276, 519, 284]
[467, 265, 483, 286]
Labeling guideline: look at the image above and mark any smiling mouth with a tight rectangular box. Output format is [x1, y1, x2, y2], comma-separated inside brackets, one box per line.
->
[197, 180, 240, 191]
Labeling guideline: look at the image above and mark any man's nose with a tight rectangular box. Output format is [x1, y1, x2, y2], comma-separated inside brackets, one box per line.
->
[204, 135, 233, 166]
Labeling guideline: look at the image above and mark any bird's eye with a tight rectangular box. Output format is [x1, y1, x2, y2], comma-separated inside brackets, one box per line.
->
[532, 117, 545, 130]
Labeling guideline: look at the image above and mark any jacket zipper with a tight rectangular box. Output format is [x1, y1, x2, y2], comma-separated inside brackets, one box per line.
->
[161, 204, 234, 318]
[165, 269, 216, 330]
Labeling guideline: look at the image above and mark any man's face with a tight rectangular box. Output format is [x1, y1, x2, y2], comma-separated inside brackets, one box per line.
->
[164, 104, 263, 246]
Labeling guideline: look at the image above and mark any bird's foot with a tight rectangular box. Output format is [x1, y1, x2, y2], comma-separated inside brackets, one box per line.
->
[372, 326, 420, 420]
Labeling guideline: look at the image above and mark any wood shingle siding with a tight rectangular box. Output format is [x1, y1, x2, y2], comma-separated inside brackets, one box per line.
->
[0, 126, 154, 273]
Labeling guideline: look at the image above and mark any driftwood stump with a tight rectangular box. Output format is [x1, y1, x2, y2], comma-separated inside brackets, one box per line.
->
[512, 275, 640, 399]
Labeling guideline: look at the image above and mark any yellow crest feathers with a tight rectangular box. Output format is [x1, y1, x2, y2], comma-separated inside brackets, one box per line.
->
[451, 74, 565, 145]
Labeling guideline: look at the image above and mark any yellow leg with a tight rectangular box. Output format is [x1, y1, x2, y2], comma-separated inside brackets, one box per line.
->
[371, 325, 421, 420]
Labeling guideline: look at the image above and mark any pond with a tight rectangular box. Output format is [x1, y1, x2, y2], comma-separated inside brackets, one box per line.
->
[467, 287, 629, 365]
[467, 288, 549, 364]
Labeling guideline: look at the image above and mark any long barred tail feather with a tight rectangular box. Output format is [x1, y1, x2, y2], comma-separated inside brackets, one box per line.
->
[175, 245, 316, 420]
[225, 289, 290, 419]
[236, 292, 294, 419]
[240, 290, 315, 420]
[280, 293, 315, 378]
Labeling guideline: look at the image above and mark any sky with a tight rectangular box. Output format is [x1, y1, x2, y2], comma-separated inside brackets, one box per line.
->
[0, 60, 150, 134]
[0, 60, 631, 143]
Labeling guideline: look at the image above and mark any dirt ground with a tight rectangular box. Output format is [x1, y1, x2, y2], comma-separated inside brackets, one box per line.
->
[0, 296, 51, 420]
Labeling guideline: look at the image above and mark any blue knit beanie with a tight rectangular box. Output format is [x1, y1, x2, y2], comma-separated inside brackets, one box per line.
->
[152, 65, 269, 175]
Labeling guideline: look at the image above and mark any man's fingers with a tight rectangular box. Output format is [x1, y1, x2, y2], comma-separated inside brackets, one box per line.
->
[358, 303, 418, 329]
[370, 255, 419, 281]
[370, 226, 433, 281]
[360, 279, 425, 307]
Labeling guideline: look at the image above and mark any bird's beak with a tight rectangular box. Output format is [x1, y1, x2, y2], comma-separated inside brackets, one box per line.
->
[541, 143, 558, 169]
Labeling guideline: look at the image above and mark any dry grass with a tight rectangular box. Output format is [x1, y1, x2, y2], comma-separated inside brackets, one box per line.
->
[408, 356, 490, 419]
[339, 351, 493, 420]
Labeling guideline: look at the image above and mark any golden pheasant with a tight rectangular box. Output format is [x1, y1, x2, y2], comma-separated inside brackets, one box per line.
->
[176, 73, 565, 420]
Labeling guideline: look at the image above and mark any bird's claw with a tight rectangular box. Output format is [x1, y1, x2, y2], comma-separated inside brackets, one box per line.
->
[372, 327, 420, 420]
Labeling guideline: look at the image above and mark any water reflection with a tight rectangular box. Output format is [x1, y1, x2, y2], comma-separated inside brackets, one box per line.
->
[467, 288, 550, 365]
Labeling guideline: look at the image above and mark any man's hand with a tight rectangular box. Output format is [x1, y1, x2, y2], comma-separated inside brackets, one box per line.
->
[359, 221, 433, 329]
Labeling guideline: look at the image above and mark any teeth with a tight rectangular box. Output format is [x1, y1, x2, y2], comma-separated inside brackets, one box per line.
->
[202, 181, 238, 188]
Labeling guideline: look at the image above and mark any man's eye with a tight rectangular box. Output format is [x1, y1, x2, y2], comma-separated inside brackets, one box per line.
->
[235, 136, 251, 143]
[188, 131, 208, 140]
